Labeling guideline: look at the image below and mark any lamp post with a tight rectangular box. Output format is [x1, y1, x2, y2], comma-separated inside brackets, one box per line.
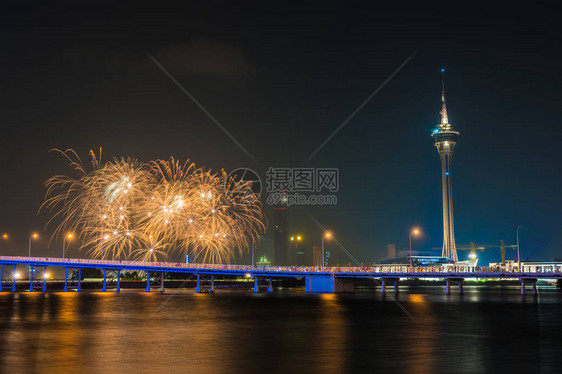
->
[516, 225, 522, 272]
[322, 232, 332, 270]
[28, 233, 39, 258]
[251, 240, 255, 267]
[62, 233, 73, 259]
[409, 228, 421, 269]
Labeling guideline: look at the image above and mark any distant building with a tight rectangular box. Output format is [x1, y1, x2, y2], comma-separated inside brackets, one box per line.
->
[289, 234, 307, 265]
[380, 253, 452, 267]
[256, 256, 271, 266]
[386, 244, 396, 258]
[312, 245, 322, 267]
[273, 207, 288, 266]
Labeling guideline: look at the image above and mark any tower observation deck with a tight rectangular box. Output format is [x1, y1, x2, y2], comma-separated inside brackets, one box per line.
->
[431, 69, 459, 262]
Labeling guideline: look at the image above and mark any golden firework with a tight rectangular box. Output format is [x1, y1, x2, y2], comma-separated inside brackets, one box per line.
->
[42, 150, 265, 263]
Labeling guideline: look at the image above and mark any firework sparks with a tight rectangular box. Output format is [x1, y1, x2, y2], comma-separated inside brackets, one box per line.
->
[42, 150, 265, 263]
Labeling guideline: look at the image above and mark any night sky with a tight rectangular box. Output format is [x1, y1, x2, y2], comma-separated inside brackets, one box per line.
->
[1, 1, 561, 265]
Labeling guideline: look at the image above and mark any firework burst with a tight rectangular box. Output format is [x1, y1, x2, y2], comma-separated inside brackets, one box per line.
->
[42, 150, 265, 263]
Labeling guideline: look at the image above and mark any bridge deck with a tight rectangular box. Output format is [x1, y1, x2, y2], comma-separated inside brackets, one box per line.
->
[0, 256, 560, 280]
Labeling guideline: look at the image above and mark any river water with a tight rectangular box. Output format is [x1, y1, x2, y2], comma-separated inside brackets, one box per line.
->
[0, 285, 561, 373]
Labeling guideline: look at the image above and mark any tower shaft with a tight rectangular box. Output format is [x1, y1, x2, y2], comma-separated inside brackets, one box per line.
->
[438, 145, 458, 261]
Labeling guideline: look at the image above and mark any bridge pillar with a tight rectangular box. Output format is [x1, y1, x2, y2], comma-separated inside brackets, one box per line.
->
[64, 268, 68, 292]
[77, 269, 81, 292]
[0, 264, 3, 292]
[196, 274, 200, 293]
[160, 272, 164, 292]
[116, 270, 121, 292]
[29, 266, 34, 292]
[12, 265, 16, 292]
[268, 278, 272, 293]
[254, 277, 259, 293]
[380, 278, 399, 294]
[102, 269, 107, 292]
[520, 278, 538, 295]
[210, 275, 214, 292]
[445, 278, 464, 294]
[42, 266, 47, 292]
[146, 272, 150, 292]
[306, 274, 335, 293]
[305, 275, 355, 293]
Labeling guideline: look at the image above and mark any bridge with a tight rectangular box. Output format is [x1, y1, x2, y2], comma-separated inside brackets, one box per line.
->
[0, 256, 560, 295]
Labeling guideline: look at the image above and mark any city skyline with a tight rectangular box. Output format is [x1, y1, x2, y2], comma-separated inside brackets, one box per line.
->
[1, 2, 561, 265]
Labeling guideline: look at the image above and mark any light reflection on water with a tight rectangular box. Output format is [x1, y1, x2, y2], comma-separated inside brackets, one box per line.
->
[0, 286, 560, 373]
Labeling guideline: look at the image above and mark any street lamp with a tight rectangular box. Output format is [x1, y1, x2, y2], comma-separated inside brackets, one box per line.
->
[28, 233, 39, 258]
[409, 228, 421, 268]
[2, 233, 8, 240]
[322, 232, 332, 270]
[62, 233, 73, 259]
[516, 225, 523, 272]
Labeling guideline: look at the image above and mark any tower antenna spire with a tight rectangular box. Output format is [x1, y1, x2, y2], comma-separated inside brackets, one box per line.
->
[440, 68, 449, 126]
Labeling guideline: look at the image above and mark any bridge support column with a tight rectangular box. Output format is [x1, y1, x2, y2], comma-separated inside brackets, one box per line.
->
[64, 268, 68, 292]
[306, 275, 355, 293]
[116, 270, 120, 292]
[210, 275, 214, 292]
[196, 274, 200, 293]
[42, 266, 47, 292]
[445, 278, 464, 294]
[146, 272, 150, 292]
[254, 277, 259, 293]
[268, 278, 272, 293]
[12, 265, 16, 292]
[380, 278, 399, 294]
[102, 269, 107, 292]
[77, 269, 81, 292]
[520, 278, 538, 295]
[29, 266, 34, 292]
[160, 273, 164, 292]
[0, 264, 3, 292]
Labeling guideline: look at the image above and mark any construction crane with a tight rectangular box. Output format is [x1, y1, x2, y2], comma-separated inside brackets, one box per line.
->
[485, 240, 518, 264]
[455, 242, 486, 260]
[436, 240, 518, 264]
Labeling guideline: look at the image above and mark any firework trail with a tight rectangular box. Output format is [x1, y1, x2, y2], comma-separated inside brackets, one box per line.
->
[42, 150, 265, 263]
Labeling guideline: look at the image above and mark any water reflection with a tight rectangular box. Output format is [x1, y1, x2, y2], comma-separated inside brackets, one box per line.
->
[0, 287, 560, 373]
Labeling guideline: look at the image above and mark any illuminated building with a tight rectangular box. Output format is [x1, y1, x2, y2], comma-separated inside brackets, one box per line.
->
[431, 69, 459, 262]
[256, 256, 271, 266]
[289, 234, 307, 265]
